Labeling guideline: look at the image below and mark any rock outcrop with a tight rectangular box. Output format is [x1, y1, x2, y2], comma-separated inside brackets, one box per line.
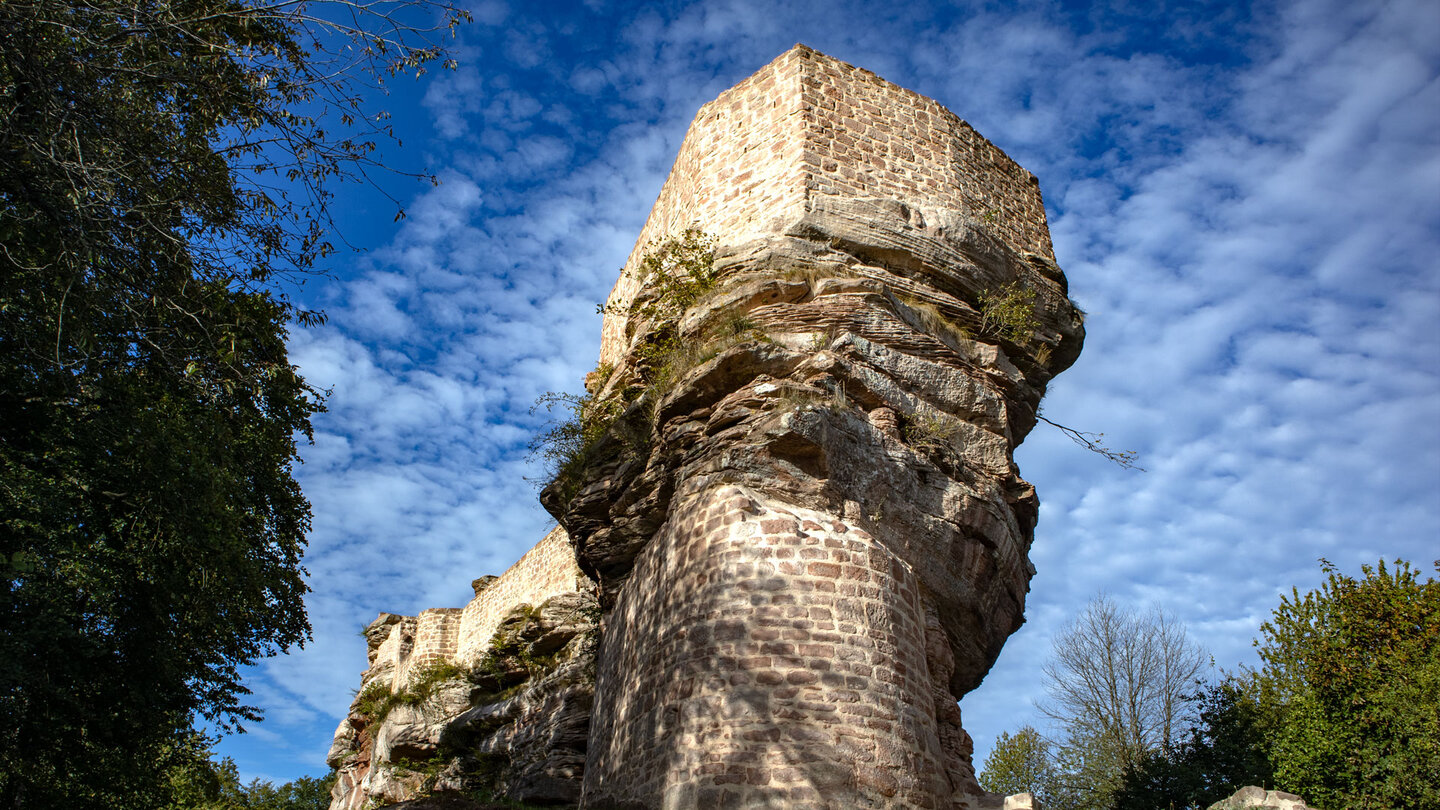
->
[1207, 786, 1322, 810]
[541, 45, 1081, 810]
[326, 530, 598, 809]
[328, 44, 1083, 810]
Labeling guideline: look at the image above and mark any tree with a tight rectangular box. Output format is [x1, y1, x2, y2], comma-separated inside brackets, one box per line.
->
[1111, 676, 1275, 810]
[164, 742, 336, 810]
[979, 725, 1059, 803]
[1038, 595, 1208, 809]
[1253, 558, 1440, 809]
[0, 0, 465, 805]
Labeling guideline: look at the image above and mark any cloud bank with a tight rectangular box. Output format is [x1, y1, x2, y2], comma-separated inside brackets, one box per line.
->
[213, 0, 1440, 783]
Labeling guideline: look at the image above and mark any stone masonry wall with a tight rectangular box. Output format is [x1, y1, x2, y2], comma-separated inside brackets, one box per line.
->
[793, 48, 1054, 262]
[328, 527, 597, 810]
[583, 482, 956, 809]
[394, 607, 463, 685]
[454, 525, 590, 667]
[600, 44, 1053, 365]
[367, 526, 587, 691]
[600, 47, 807, 363]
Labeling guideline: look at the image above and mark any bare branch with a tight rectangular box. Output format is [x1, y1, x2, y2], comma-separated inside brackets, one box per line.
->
[1036, 413, 1145, 471]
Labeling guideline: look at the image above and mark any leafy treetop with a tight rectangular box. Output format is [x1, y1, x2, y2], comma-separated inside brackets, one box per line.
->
[0, 0, 467, 806]
[1253, 558, 1439, 809]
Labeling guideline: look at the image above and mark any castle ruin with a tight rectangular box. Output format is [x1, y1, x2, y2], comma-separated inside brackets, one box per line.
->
[326, 44, 1084, 810]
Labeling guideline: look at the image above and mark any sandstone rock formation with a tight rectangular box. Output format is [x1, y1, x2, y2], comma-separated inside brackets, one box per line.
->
[326, 529, 599, 809]
[546, 44, 1082, 810]
[328, 45, 1083, 810]
[1207, 786, 1322, 810]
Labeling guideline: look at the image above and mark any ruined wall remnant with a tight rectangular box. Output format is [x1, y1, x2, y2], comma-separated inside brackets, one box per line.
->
[326, 528, 599, 809]
[599, 44, 1060, 366]
[328, 44, 1083, 810]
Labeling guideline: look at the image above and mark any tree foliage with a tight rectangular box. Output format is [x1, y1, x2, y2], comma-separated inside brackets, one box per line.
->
[1253, 558, 1440, 809]
[979, 725, 1059, 803]
[0, 0, 466, 805]
[1038, 595, 1208, 809]
[1111, 677, 1275, 810]
[1110, 558, 1438, 810]
[990, 563, 1437, 810]
[165, 740, 336, 810]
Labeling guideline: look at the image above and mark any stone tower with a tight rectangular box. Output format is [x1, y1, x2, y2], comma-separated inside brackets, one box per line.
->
[326, 45, 1083, 810]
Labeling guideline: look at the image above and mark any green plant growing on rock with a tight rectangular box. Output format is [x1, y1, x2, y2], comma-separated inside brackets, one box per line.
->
[916, 298, 975, 342]
[470, 609, 570, 704]
[586, 361, 617, 394]
[352, 661, 468, 726]
[601, 229, 721, 385]
[353, 679, 400, 725]
[808, 327, 840, 353]
[776, 385, 828, 413]
[977, 281, 1039, 344]
[529, 390, 626, 498]
[904, 412, 963, 454]
[466, 752, 556, 809]
[603, 228, 719, 324]
[646, 312, 770, 400]
[824, 381, 852, 414]
[535, 230, 721, 499]
[401, 661, 467, 709]
[390, 753, 451, 797]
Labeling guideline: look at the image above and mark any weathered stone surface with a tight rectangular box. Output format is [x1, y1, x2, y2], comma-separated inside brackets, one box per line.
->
[540, 46, 1082, 809]
[329, 44, 1084, 810]
[379, 797, 491, 810]
[470, 575, 497, 597]
[443, 627, 597, 806]
[325, 716, 359, 770]
[525, 592, 599, 656]
[373, 683, 471, 763]
[327, 593, 598, 810]
[1208, 786, 1321, 810]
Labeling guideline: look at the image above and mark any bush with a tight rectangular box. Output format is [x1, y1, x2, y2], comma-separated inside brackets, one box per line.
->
[528, 390, 625, 499]
[352, 661, 468, 726]
[977, 281, 1039, 344]
[903, 412, 963, 454]
[533, 230, 725, 499]
[604, 228, 719, 325]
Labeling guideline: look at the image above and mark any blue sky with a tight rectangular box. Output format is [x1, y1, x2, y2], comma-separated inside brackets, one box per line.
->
[215, 0, 1440, 785]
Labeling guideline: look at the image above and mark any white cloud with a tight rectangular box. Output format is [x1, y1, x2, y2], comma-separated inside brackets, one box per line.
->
[216, 0, 1440, 786]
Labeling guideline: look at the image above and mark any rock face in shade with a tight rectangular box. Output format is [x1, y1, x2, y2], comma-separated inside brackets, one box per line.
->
[327, 44, 1083, 810]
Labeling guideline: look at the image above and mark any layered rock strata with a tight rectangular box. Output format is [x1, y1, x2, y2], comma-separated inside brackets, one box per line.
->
[541, 46, 1084, 809]
[327, 44, 1083, 810]
[326, 529, 599, 808]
